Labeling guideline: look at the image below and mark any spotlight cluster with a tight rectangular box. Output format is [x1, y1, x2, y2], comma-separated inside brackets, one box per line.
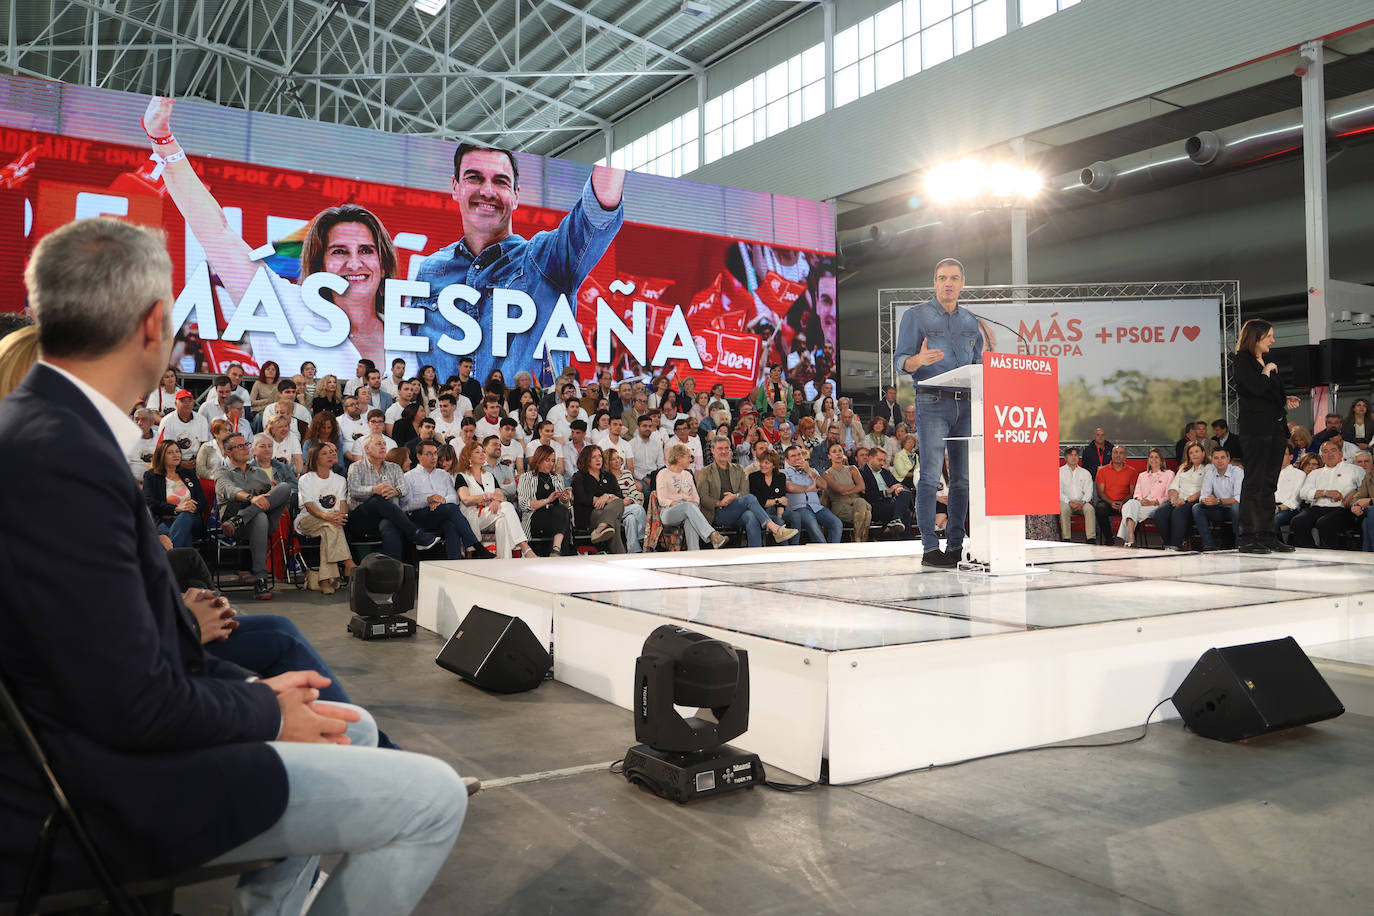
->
[921, 159, 1043, 206]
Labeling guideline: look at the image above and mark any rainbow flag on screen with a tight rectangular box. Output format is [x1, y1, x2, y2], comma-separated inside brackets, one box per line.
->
[260, 226, 308, 279]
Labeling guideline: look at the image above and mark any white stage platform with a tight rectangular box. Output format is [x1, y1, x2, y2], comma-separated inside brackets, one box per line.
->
[416, 541, 1374, 784]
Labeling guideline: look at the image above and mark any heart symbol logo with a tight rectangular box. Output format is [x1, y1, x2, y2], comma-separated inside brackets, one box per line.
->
[284, 175, 304, 190]
[1181, 326, 1200, 342]
[1035, 430, 1048, 443]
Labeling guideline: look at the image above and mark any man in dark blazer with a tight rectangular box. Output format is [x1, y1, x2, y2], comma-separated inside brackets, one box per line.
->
[1, 218, 466, 911]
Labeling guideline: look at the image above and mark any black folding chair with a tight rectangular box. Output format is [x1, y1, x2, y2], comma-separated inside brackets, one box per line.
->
[0, 673, 277, 915]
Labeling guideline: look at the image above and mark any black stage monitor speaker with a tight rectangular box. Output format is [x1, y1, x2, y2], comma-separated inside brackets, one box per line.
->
[435, 606, 551, 693]
[1320, 337, 1360, 386]
[1172, 636, 1344, 742]
[1271, 344, 1319, 389]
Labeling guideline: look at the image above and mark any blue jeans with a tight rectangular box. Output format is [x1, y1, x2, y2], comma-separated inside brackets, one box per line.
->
[712, 494, 774, 548]
[208, 705, 466, 916]
[157, 511, 203, 549]
[661, 501, 716, 549]
[622, 502, 646, 553]
[1362, 510, 1373, 552]
[784, 505, 842, 544]
[1191, 501, 1240, 548]
[1273, 507, 1299, 536]
[349, 495, 427, 560]
[1152, 502, 1195, 548]
[914, 391, 970, 552]
[408, 504, 482, 559]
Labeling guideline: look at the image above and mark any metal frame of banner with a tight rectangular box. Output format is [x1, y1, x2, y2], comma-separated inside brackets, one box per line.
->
[876, 280, 1242, 434]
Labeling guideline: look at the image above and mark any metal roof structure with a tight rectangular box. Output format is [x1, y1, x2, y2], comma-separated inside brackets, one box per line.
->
[5, 0, 813, 158]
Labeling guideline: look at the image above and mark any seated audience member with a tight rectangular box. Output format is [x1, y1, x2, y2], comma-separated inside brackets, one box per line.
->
[834, 407, 864, 452]
[1114, 448, 1173, 546]
[748, 449, 795, 543]
[519, 444, 577, 556]
[1058, 447, 1096, 542]
[251, 432, 299, 496]
[261, 380, 312, 436]
[146, 364, 180, 416]
[1327, 430, 1359, 463]
[294, 442, 356, 594]
[310, 373, 344, 416]
[222, 394, 253, 440]
[667, 416, 704, 471]
[1081, 427, 1113, 480]
[402, 439, 491, 560]
[127, 406, 159, 478]
[822, 441, 872, 541]
[892, 433, 918, 489]
[390, 401, 424, 448]
[1348, 456, 1374, 551]
[1310, 412, 1345, 451]
[1344, 397, 1370, 451]
[1155, 441, 1208, 550]
[405, 417, 442, 463]
[383, 378, 419, 435]
[496, 417, 524, 472]
[248, 359, 280, 413]
[550, 395, 589, 441]
[1093, 445, 1138, 544]
[741, 436, 773, 476]
[143, 440, 207, 548]
[734, 425, 763, 468]
[196, 418, 233, 478]
[1275, 453, 1320, 538]
[337, 394, 368, 452]
[796, 415, 822, 456]
[347, 408, 396, 461]
[863, 416, 896, 460]
[342, 358, 372, 397]
[197, 374, 237, 422]
[696, 437, 797, 547]
[216, 433, 295, 599]
[4, 219, 466, 910]
[1174, 420, 1207, 465]
[344, 432, 441, 560]
[302, 411, 343, 469]
[157, 388, 210, 469]
[655, 443, 730, 550]
[782, 444, 842, 544]
[860, 447, 915, 535]
[572, 445, 628, 553]
[1353, 449, 1372, 481]
[591, 413, 628, 452]
[753, 364, 793, 415]
[630, 414, 667, 489]
[266, 411, 304, 474]
[1287, 424, 1313, 464]
[558, 420, 590, 479]
[432, 391, 467, 443]
[526, 419, 563, 476]
[1290, 440, 1364, 548]
[1190, 447, 1244, 550]
[1211, 418, 1244, 464]
[456, 440, 534, 559]
[481, 435, 519, 499]
[454, 415, 478, 453]
[810, 422, 844, 474]
[386, 445, 413, 473]
[605, 447, 647, 552]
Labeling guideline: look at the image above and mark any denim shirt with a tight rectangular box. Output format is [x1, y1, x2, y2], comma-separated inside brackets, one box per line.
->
[410, 178, 624, 384]
[893, 298, 984, 386]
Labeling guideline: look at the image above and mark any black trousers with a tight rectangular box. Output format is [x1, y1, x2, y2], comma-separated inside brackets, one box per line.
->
[530, 502, 574, 555]
[1238, 429, 1287, 541]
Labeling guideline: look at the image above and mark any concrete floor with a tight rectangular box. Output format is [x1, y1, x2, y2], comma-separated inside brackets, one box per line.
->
[179, 589, 1374, 916]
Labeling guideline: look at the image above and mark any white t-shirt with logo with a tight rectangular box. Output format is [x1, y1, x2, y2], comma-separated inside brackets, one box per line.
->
[156, 412, 211, 459]
[295, 471, 349, 533]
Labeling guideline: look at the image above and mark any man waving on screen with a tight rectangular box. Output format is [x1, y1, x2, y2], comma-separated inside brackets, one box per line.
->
[410, 145, 626, 384]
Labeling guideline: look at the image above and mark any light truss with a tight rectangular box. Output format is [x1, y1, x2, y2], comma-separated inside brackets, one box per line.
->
[4, 0, 816, 155]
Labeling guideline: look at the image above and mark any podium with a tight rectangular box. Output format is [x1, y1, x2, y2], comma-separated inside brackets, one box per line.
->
[920, 356, 1059, 575]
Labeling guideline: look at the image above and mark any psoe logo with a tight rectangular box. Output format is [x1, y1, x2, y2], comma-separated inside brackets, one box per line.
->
[992, 404, 1049, 444]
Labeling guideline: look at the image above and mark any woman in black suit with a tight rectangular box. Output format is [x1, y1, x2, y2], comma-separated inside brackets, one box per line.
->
[1233, 319, 1301, 554]
[143, 439, 207, 548]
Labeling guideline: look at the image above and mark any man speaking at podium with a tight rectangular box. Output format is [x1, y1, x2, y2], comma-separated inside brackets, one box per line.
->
[894, 258, 983, 569]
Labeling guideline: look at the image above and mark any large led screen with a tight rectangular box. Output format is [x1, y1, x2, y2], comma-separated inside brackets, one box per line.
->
[1, 94, 836, 398]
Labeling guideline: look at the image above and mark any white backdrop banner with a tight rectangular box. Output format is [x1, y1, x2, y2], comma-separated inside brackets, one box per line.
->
[893, 298, 1223, 443]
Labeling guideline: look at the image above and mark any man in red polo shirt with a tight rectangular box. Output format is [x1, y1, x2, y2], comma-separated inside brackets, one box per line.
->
[1094, 445, 1139, 545]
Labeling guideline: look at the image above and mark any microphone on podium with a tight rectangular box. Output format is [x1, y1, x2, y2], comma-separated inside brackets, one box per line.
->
[964, 309, 1030, 351]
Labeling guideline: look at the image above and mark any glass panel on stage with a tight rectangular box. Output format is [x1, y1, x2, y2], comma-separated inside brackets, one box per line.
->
[573, 585, 1023, 650]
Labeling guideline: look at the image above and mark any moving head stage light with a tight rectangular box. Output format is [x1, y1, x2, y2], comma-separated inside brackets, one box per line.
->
[346, 554, 417, 640]
[622, 625, 763, 803]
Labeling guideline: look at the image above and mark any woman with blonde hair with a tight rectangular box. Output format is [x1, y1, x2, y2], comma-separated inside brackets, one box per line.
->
[1115, 448, 1173, 547]
[196, 418, 234, 479]
[656, 443, 728, 550]
[456, 440, 533, 558]
[266, 413, 304, 474]
[310, 374, 344, 416]
[0, 325, 40, 401]
[605, 447, 647, 552]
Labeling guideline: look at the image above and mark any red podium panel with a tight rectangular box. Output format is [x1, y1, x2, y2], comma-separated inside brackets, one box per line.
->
[982, 354, 1059, 516]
